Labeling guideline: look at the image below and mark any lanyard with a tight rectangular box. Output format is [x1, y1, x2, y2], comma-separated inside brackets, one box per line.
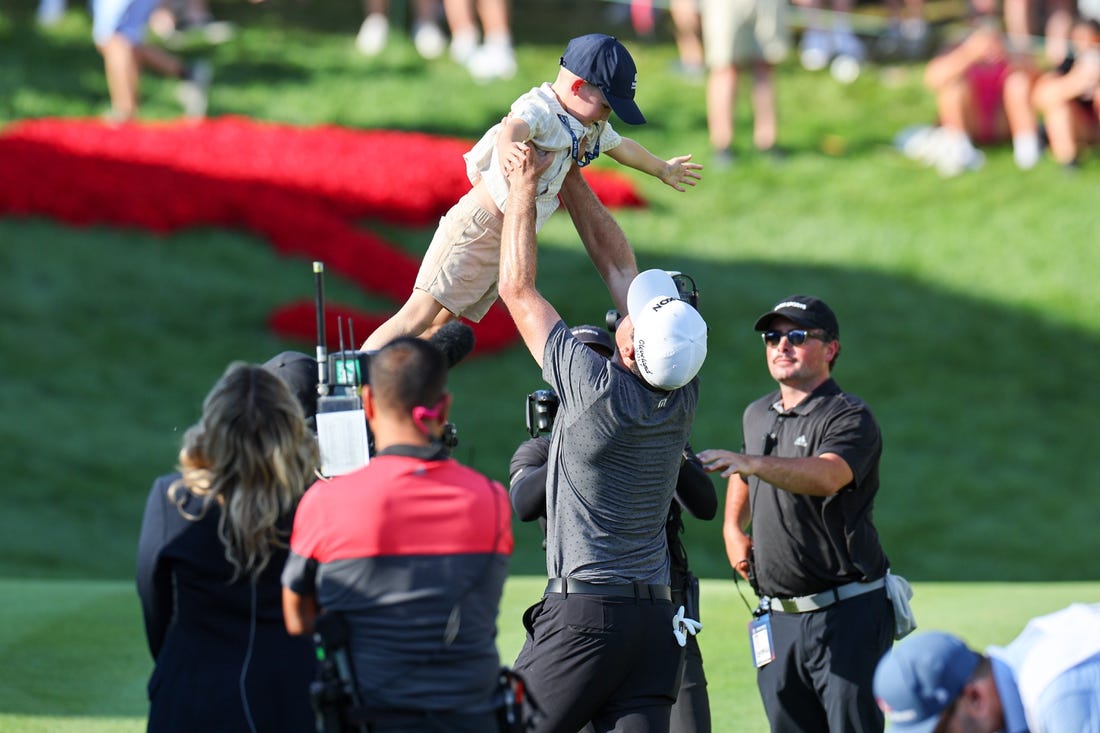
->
[556, 114, 602, 168]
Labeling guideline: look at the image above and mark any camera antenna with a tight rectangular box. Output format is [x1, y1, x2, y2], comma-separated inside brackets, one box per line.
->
[313, 261, 329, 396]
[347, 320, 359, 388]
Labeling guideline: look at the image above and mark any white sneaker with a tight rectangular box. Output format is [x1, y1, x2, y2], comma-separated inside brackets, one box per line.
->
[894, 125, 937, 160]
[830, 27, 865, 82]
[177, 60, 213, 119]
[413, 21, 446, 59]
[799, 28, 832, 71]
[1013, 132, 1041, 170]
[830, 54, 861, 84]
[449, 29, 479, 64]
[466, 42, 516, 83]
[356, 14, 388, 56]
[930, 129, 983, 177]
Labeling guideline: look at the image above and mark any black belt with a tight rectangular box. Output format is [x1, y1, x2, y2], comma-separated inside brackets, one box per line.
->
[545, 577, 672, 601]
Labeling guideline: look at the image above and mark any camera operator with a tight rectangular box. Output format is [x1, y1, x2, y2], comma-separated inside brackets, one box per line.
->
[497, 143, 708, 733]
[510, 324, 717, 733]
[281, 336, 514, 732]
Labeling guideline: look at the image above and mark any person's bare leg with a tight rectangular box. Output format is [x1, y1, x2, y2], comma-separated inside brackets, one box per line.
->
[1004, 69, 1040, 167]
[414, 0, 440, 23]
[419, 308, 458, 340]
[1039, 101, 1077, 164]
[443, 0, 475, 35]
[362, 290, 448, 351]
[475, 0, 509, 40]
[100, 35, 140, 120]
[1003, 70, 1036, 134]
[409, 0, 446, 59]
[1042, 1, 1074, 64]
[706, 64, 737, 152]
[462, 0, 512, 79]
[670, 0, 704, 71]
[1031, 71, 1087, 165]
[443, 0, 478, 61]
[935, 78, 974, 135]
[752, 62, 777, 150]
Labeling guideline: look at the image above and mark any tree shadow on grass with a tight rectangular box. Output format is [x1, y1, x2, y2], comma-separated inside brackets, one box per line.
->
[532, 251, 1100, 583]
[1, 122, 1095, 591]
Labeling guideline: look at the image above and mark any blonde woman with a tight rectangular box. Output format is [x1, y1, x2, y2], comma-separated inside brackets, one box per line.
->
[137, 359, 320, 733]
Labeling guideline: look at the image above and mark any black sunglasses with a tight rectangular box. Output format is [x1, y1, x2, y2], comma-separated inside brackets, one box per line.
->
[761, 329, 827, 347]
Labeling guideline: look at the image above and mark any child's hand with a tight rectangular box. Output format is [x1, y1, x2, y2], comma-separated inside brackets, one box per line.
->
[501, 141, 530, 177]
[660, 155, 703, 192]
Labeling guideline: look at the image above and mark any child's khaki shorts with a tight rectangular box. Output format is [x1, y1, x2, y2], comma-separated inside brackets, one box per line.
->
[414, 191, 504, 322]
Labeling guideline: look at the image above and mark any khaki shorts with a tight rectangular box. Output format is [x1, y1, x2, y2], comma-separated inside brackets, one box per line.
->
[414, 191, 503, 323]
[702, 0, 790, 67]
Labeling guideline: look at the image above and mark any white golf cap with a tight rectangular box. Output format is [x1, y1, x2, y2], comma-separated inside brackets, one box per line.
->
[627, 269, 707, 390]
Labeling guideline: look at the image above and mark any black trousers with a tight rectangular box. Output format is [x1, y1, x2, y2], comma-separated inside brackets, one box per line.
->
[758, 588, 893, 733]
[513, 593, 684, 733]
[579, 632, 710, 733]
[670, 633, 710, 733]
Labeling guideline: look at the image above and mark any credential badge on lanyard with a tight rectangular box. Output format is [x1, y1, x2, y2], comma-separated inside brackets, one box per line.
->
[749, 614, 775, 668]
[556, 114, 601, 168]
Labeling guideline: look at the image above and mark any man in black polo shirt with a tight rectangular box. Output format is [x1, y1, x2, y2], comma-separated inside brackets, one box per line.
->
[698, 295, 894, 732]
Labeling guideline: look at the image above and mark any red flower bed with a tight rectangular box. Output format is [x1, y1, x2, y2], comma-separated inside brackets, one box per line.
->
[0, 116, 646, 355]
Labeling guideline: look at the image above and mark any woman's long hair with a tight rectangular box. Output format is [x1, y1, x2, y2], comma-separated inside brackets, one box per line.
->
[170, 362, 319, 581]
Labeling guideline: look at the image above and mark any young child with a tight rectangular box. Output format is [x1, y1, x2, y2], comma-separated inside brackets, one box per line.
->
[361, 33, 702, 352]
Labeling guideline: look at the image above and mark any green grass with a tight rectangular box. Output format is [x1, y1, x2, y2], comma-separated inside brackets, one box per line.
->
[3, 0, 1100, 584]
[2, 1, 1100, 727]
[2, 578, 1098, 733]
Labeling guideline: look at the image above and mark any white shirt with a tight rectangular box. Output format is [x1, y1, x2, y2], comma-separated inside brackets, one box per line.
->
[988, 603, 1100, 733]
[463, 83, 623, 230]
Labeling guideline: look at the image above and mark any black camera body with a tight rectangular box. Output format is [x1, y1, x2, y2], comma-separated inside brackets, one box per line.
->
[524, 389, 559, 439]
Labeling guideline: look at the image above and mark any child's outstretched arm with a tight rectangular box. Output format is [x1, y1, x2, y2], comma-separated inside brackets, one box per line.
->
[605, 138, 702, 192]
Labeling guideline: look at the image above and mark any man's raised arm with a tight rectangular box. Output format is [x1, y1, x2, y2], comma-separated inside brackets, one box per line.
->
[557, 165, 638, 316]
[497, 143, 562, 367]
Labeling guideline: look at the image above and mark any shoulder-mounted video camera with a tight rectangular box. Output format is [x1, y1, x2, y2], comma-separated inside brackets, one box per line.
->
[524, 388, 559, 439]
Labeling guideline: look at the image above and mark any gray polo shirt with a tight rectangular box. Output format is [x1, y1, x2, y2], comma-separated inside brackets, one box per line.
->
[743, 378, 888, 598]
[541, 321, 698, 585]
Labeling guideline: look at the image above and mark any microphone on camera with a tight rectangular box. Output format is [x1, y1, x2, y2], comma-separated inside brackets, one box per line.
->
[428, 320, 476, 368]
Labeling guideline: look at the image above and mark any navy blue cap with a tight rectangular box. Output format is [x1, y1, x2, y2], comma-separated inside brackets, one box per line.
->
[753, 295, 840, 338]
[873, 631, 981, 733]
[560, 34, 645, 125]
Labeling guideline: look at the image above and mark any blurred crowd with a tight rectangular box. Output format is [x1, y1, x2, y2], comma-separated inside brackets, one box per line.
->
[895, 0, 1100, 173]
[620, 0, 1099, 174]
[30, 0, 1100, 169]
